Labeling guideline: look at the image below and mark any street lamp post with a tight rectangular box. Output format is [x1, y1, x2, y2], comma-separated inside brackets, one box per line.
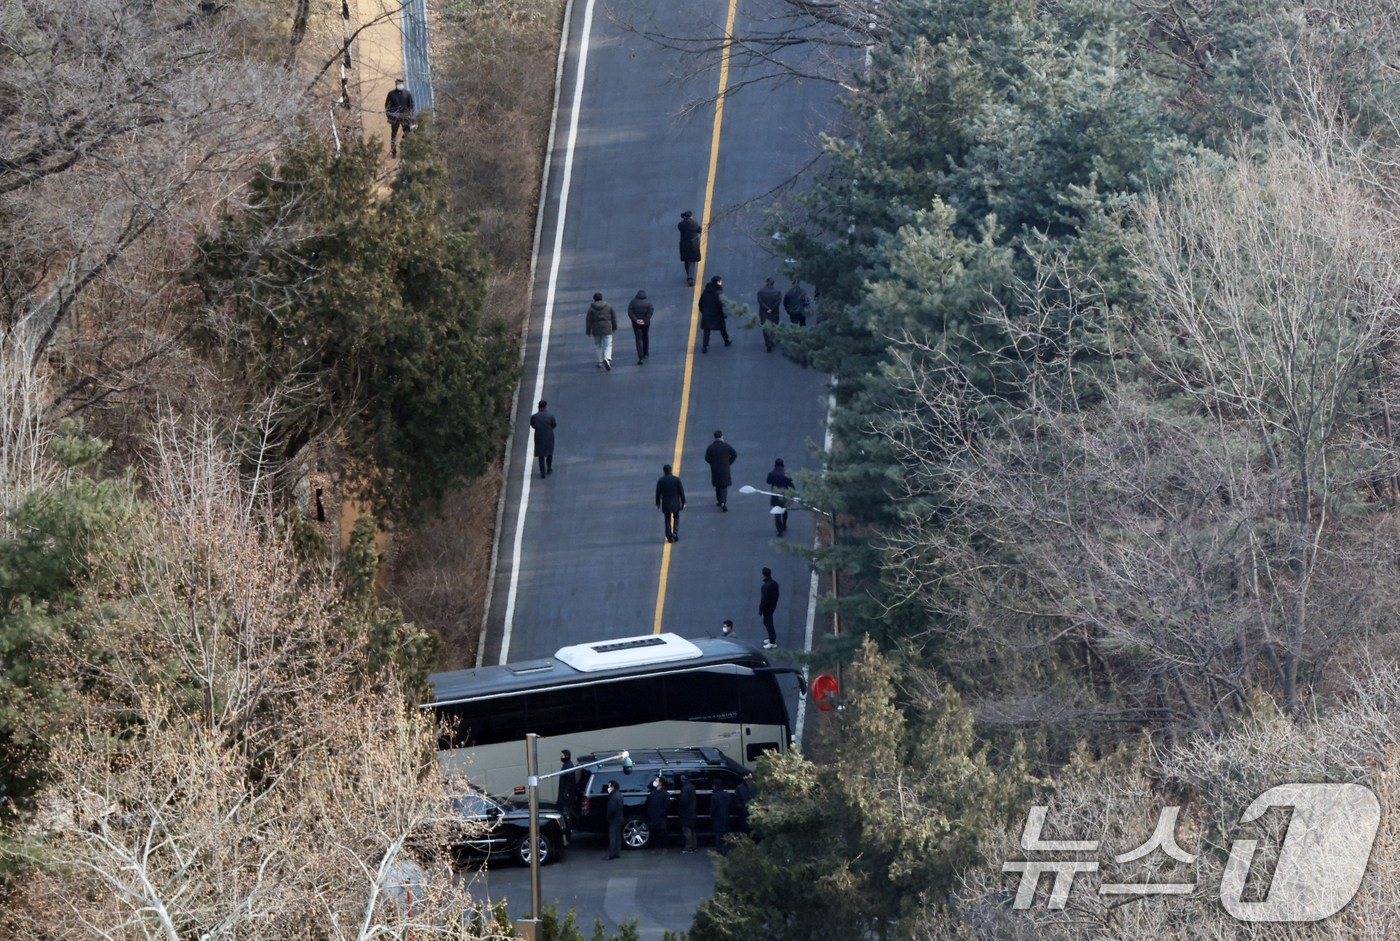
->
[516, 736, 632, 940]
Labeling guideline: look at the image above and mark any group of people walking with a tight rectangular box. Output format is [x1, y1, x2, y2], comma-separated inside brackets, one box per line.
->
[582, 210, 812, 369]
[527, 208, 813, 656]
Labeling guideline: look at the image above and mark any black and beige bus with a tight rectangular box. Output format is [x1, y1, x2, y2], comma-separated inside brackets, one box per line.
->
[427, 632, 800, 799]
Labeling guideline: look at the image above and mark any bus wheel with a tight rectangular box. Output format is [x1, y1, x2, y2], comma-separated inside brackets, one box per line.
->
[622, 818, 651, 849]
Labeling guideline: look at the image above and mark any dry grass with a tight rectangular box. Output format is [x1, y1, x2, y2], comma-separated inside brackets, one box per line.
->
[385, 0, 563, 669]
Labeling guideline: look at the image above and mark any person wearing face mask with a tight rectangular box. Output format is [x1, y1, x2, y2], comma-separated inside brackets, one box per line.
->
[385, 79, 415, 157]
[646, 776, 670, 851]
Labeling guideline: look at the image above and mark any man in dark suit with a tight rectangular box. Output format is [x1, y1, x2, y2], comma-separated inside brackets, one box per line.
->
[759, 568, 780, 648]
[757, 278, 783, 352]
[655, 464, 686, 543]
[605, 780, 624, 859]
[678, 211, 702, 285]
[384, 79, 415, 157]
[704, 430, 737, 510]
[558, 749, 578, 818]
[529, 401, 556, 478]
[766, 458, 795, 536]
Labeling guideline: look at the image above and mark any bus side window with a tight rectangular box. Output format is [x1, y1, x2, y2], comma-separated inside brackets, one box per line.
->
[471, 695, 529, 746]
[663, 673, 739, 722]
[596, 676, 666, 729]
[526, 687, 598, 737]
[737, 675, 789, 726]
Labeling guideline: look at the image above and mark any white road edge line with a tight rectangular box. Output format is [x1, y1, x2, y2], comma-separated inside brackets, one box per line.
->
[498, 0, 597, 665]
[793, 389, 836, 746]
[476, 0, 577, 669]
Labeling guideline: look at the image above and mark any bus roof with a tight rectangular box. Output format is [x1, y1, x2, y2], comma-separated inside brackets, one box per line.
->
[429, 634, 773, 706]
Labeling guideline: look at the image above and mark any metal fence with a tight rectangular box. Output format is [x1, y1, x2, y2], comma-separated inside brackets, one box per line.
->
[400, 0, 435, 119]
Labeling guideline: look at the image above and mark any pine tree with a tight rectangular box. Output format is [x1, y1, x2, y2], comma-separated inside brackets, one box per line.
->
[686, 638, 1033, 941]
[193, 125, 518, 522]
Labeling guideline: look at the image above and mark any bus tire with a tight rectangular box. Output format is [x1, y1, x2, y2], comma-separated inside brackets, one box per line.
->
[622, 817, 651, 849]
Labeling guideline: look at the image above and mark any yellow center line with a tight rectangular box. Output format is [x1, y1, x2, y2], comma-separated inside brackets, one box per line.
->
[653, 0, 739, 634]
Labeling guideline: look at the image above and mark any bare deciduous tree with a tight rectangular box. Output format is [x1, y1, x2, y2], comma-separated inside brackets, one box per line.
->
[0, 0, 308, 396]
[880, 129, 1400, 733]
[3, 430, 502, 940]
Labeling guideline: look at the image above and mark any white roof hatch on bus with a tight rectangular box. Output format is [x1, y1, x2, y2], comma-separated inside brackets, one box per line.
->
[553, 632, 704, 673]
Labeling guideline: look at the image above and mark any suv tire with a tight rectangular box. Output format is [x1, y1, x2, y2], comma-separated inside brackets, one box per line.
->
[515, 832, 555, 867]
[622, 817, 651, 849]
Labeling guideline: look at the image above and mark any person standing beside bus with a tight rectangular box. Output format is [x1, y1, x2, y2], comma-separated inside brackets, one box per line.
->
[710, 783, 732, 855]
[646, 777, 670, 851]
[558, 749, 578, 817]
[605, 780, 625, 859]
[678, 773, 698, 853]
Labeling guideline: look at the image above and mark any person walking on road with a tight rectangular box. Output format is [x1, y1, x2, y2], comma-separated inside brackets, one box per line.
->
[704, 430, 737, 510]
[679, 211, 702, 285]
[699, 276, 730, 353]
[605, 780, 624, 859]
[385, 79, 415, 157]
[757, 278, 783, 352]
[711, 783, 732, 855]
[783, 281, 810, 327]
[766, 458, 795, 536]
[586, 293, 617, 371]
[646, 776, 670, 851]
[628, 290, 654, 364]
[529, 401, 556, 479]
[655, 464, 686, 543]
[678, 773, 698, 853]
[759, 567, 780, 649]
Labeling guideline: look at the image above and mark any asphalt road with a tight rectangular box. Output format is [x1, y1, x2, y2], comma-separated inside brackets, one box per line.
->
[472, 2, 838, 930]
[457, 833, 720, 941]
[480, 0, 834, 679]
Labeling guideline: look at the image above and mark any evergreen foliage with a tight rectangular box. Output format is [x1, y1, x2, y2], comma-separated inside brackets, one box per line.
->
[774, 0, 1185, 643]
[685, 639, 1034, 941]
[193, 125, 518, 521]
[0, 426, 132, 818]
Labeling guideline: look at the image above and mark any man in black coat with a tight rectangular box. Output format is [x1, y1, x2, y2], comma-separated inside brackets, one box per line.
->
[704, 430, 737, 510]
[558, 749, 578, 818]
[678, 211, 702, 285]
[655, 464, 686, 543]
[529, 401, 556, 479]
[677, 774, 698, 853]
[783, 281, 810, 326]
[710, 784, 732, 855]
[698, 276, 730, 353]
[759, 567, 780, 649]
[735, 771, 754, 833]
[646, 777, 670, 851]
[605, 780, 625, 859]
[766, 458, 795, 536]
[384, 79, 415, 157]
[627, 290, 654, 364]
[757, 278, 783, 352]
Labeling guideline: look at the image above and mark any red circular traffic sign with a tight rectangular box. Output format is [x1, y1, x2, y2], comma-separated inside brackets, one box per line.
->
[811, 673, 839, 711]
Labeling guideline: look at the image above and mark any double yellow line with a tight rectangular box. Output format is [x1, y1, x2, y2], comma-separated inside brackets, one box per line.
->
[652, 0, 739, 634]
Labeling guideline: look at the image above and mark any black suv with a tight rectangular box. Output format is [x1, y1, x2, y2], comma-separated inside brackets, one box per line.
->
[447, 786, 571, 866]
[574, 747, 745, 850]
